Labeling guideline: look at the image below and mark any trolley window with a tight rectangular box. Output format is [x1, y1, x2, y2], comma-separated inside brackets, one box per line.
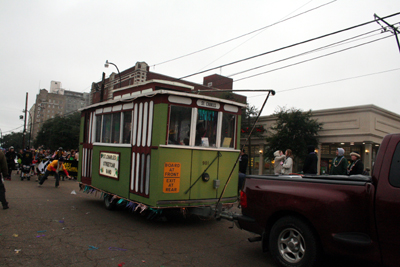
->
[102, 114, 112, 143]
[221, 113, 236, 148]
[111, 113, 121, 144]
[94, 110, 133, 144]
[168, 105, 191, 145]
[195, 109, 218, 147]
[122, 111, 132, 144]
[95, 115, 101, 142]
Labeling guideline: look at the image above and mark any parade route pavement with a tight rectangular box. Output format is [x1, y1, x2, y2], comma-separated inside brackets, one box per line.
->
[0, 173, 276, 267]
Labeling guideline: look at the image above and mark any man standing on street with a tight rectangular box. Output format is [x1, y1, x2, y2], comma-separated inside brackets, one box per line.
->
[5, 146, 16, 180]
[0, 150, 9, 209]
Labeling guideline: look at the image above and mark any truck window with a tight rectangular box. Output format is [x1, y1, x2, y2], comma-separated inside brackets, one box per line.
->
[168, 105, 191, 145]
[389, 142, 400, 188]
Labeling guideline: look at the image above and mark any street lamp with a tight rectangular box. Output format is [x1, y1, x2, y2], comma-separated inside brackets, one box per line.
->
[104, 60, 122, 88]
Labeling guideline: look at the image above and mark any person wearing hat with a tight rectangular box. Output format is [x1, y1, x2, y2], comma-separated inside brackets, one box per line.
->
[5, 146, 16, 180]
[348, 151, 364, 175]
[330, 148, 348, 175]
[38, 157, 71, 188]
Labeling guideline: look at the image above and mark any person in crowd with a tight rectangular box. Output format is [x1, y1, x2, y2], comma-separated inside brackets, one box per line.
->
[53, 147, 64, 160]
[5, 146, 16, 180]
[362, 167, 371, 176]
[238, 149, 249, 191]
[20, 147, 34, 180]
[281, 149, 294, 174]
[30, 148, 36, 176]
[74, 149, 79, 161]
[38, 157, 71, 188]
[330, 148, 348, 175]
[302, 145, 318, 175]
[0, 150, 9, 209]
[16, 149, 23, 175]
[35, 149, 46, 181]
[348, 151, 364, 175]
[273, 150, 285, 175]
[67, 150, 76, 161]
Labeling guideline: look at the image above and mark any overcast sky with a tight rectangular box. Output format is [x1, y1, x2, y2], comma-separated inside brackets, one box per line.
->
[1, 0, 400, 137]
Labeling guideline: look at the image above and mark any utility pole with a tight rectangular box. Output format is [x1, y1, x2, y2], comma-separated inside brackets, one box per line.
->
[22, 92, 28, 149]
[100, 72, 105, 102]
[374, 13, 400, 53]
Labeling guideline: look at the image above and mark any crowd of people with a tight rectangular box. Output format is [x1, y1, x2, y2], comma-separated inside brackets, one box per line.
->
[0, 145, 79, 210]
[237, 146, 369, 192]
[2, 146, 78, 181]
[272, 146, 366, 176]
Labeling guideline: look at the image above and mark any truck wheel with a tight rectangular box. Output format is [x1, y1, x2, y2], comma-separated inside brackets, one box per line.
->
[104, 196, 116, 211]
[269, 216, 320, 267]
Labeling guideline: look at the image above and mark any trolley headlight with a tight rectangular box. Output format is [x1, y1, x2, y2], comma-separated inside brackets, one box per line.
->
[202, 173, 210, 182]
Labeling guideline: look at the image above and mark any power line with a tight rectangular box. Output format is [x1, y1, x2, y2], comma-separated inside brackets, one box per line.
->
[151, 0, 338, 69]
[196, 0, 329, 71]
[234, 35, 392, 82]
[177, 12, 400, 80]
[228, 27, 386, 78]
[246, 67, 400, 98]
[2, 125, 24, 135]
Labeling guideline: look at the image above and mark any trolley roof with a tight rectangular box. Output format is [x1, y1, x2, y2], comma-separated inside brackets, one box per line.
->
[80, 89, 247, 112]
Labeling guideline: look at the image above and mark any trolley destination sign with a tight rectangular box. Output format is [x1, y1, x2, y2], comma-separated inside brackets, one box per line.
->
[163, 162, 181, 193]
[99, 152, 120, 179]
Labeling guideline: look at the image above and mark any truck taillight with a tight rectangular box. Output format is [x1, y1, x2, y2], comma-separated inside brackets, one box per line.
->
[240, 191, 247, 208]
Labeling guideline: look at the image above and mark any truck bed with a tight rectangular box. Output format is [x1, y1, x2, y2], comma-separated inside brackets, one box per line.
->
[245, 174, 372, 186]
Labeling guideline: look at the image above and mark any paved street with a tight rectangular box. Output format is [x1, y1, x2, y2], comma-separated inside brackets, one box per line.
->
[0, 173, 377, 267]
[0, 173, 276, 267]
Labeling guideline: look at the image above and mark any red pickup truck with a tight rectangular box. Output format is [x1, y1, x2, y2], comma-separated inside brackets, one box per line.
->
[235, 133, 400, 267]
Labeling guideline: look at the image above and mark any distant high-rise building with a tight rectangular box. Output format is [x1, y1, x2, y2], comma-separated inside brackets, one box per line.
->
[30, 81, 89, 141]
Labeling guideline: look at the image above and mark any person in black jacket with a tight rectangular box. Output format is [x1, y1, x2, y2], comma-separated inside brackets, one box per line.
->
[5, 146, 16, 180]
[0, 150, 9, 209]
[238, 150, 249, 191]
[303, 145, 318, 175]
[348, 151, 364, 175]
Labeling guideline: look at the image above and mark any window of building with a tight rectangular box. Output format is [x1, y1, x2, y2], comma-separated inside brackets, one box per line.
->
[221, 113, 236, 148]
[168, 106, 192, 145]
[195, 108, 218, 147]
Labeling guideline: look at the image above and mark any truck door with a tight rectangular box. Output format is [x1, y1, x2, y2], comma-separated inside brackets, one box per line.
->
[375, 135, 400, 266]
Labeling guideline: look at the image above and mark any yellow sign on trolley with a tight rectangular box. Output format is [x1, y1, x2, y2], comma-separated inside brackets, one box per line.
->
[163, 162, 181, 193]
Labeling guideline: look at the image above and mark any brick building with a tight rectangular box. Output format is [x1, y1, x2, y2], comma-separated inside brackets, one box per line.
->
[90, 62, 246, 105]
